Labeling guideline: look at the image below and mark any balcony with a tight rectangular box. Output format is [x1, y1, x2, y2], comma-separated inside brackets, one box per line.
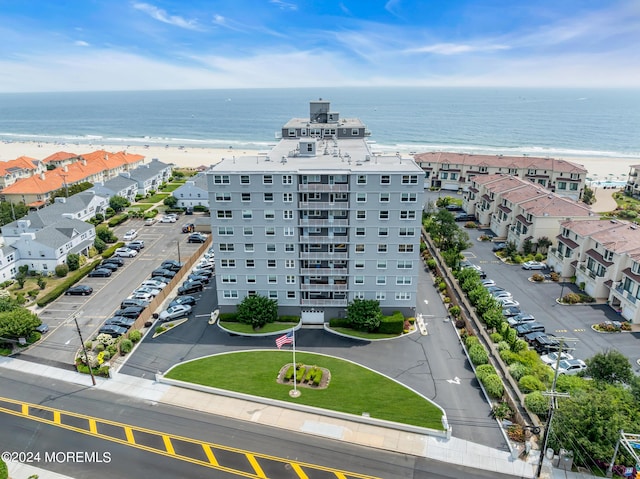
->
[298, 183, 349, 192]
[300, 298, 348, 306]
[299, 236, 348, 244]
[299, 252, 348, 260]
[299, 201, 349, 209]
[299, 218, 349, 227]
[626, 291, 637, 304]
[301, 283, 348, 291]
[301, 267, 348, 275]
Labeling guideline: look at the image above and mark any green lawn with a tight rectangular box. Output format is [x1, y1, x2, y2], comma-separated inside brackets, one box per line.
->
[161, 183, 183, 192]
[136, 193, 170, 203]
[218, 322, 298, 334]
[330, 327, 399, 339]
[166, 351, 444, 430]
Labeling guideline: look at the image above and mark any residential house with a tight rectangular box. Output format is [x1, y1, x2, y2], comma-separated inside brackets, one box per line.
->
[126, 159, 172, 196]
[172, 173, 209, 208]
[0, 156, 44, 190]
[41, 151, 79, 169]
[414, 152, 587, 201]
[89, 175, 139, 203]
[624, 164, 640, 198]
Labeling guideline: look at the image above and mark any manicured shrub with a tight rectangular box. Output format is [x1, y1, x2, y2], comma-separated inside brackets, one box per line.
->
[219, 312, 239, 322]
[499, 349, 520, 365]
[525, 391, 549, 417]
[284, 365, 294, 380]
[468, 343, 489, 366]
[55, 264, 69, 277]
[438, 281, 446, 291]
[519, 375, 546, 392]
[562, 292, 581, 304]
[84, 340, 93, 350]
[94, 342, 105, 352]
[475, 364, 496, 382]
[532, 273, 544, 282]
[509, 362, 528, 381]
[128, 330, 142, 343]
[107, 345, 118, 357]
[481, 374, 504, 398]
[490, 332, 503, 343]
[512, 339, 528, 353]
[329, 317, 351, 328]
[426, 258, 437, 270]
[448, 305, 461, 318]
[497, 340, 511, 351]
[277, 315, 300, 323]
[378, 311, 404, 334]
[465, 335, 480, 348]
[549, 272, 560, 282]
[295, 366, 306, 383]
[120, 338, 133, 354]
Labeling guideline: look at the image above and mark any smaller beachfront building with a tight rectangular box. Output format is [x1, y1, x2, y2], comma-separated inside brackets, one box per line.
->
[172, 173, 209, 209]
[414, 152, 588, 201]
[125, 159, 173, 196]
[547, 218, 640, 324]
[89, 175, 139, 203]
[0, 156, 44, 190]
[624, 164, 640, 199]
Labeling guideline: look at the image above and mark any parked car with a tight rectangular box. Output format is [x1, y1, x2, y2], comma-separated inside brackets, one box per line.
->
[160, 215, 177, 223]
[188, 273, 209, 284]
[104, 316, 136, 329]
[502, 306, 522, 317]
[169, 296, 196, 308]
[98, 324, 128, 337]
[188, 232, 208, 243]
[113, 306, 145, 319]
[522, 261, 547, 270]
[552, 359, 587, 375]
[144, 217, 157, 226]
[486, 285, 506, 293]
[159, 304, 192, 321]
[454, 213, 476, 222]
[515, 322, 546, 336]
[497, 298, 520, 308]
[151, 268, 176, 279]
[123, 229, 138, 241]
[444, 204, 463, 212]
[540, 351, 575, 366]
[115, 247, 138, 258]
[120, 298, 149, 309]
[492, 242, 507, 252]
[35, 323, 50, 334]
[140, 280, 166, 290]
[491, 290, 513, 299]
[149, 275, 171, 284]
[102, 257, 124, 267]
[481, 279, 496, 287]
[88, 268, 112, 278]
[65, 285, 93, 296]
[191, 267, 213, 278]
[182, 223, 195, 233]
[125, 240, 145, 251]
[160, 260, 183, 272]
[99, 262, 119, 271]
[131, 292, 154, 302]
[507, 313, 536, 326]
[133, 286, 161, 297]
[185, 206, 194, 215]
[177, 281, 204, 295]
[195, 260, 215, 270]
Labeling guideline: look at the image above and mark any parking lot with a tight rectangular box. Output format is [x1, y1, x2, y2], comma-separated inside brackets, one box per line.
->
[20, 216, 209, 368]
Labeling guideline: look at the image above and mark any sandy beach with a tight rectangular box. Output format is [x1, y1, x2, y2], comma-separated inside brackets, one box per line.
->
[0, 140, 637, 182]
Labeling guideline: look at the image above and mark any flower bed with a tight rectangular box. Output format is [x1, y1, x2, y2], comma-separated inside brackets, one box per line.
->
[277, 363, 331, 390]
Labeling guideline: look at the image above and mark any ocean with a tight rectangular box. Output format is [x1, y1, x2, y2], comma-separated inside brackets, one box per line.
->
[0, 87, 638, 160]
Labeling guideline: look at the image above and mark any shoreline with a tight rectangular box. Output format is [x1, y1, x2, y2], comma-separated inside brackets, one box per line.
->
[0, 139, 636, 181]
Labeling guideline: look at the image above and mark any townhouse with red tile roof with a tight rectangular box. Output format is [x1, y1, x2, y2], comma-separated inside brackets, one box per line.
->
[0, 155, 46, 189]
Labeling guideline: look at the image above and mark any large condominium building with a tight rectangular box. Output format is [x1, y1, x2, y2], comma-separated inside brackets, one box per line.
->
[207, 100, 424, 323]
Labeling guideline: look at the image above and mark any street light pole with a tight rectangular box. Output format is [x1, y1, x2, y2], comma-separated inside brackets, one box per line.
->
[72, 311, 95, 386]
[177, 240, 181, 263]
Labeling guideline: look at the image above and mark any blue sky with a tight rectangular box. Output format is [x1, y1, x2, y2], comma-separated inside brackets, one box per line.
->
[0, 0, 638, 92]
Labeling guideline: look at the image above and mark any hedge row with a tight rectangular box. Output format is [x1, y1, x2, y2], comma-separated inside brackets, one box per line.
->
[36, 259, 102, 307]
[378, 311, 404, 334]
[329, 317, 350, 328]
[102, 242, 125, 258]
[277, 315, 300, 323]
[219, 312, 239, 322]
[107, 213, 129, 227]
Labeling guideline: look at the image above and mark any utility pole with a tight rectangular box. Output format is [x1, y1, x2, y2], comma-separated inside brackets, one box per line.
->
[607, 431, 640, 477]
[60, 173, 69, 198]
[71, 311, 95, 386]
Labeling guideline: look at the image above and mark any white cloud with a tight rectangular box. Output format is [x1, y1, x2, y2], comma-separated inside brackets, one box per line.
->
[132, 2, 200, 30]
[74, 40, 90, 47]
[270, 0, 297, 11]
[408, 42, 510, 55]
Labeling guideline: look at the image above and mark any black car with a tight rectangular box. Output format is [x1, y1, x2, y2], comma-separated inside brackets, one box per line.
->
[188, 233, 207, 243]
[182, 223, 195, 233]
[102, 257, 124, 267]
[125, 241, 144, 251]
[104, 316, 135, 329]
[88, 268, 112, 278]
[454, 213, 476, 222]
[169, 295, 197, 308]
[99, 262, 119, 271]
[160, 260, 183, 272]
[152, 268, 176, 279]
[526, 333, 563, 354]
[445, 204, 463, 212]
[188, 274, 209, 284]
[113, 306, 145, 319]
[120, 298, 149, 309]
[515, 322, 546, 336]
[98, 324, 127, 337]
[177, 281, 204, 295]
[492, 242, 507, 252]
[65, 285, 93, 296]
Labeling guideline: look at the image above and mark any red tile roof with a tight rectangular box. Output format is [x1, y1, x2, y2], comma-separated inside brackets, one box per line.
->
[0, 156, 38, 176]
[41, 151, 78, 163]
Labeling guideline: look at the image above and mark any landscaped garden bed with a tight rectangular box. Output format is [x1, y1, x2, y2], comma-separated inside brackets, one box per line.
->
[277, 363, 331, 389]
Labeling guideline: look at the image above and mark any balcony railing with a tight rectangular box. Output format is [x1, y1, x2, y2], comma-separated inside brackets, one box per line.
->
[300, 267, 348, 275]
[299, 252, 348, 260]
[300, 298, 348, 306]
[298, 183, 349, 192]
[299, 218, 349, 226]
[299, 201, 349, 209]
[299, 236, 348, 244]
[300, 283, 348, 291]
[626, 291, 637, 304]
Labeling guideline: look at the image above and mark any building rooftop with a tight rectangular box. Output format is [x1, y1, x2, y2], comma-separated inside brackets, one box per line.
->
[519, 194, 593, 218]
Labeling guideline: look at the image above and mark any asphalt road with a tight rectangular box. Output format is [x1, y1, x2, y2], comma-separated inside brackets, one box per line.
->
[0, 369, 518, 479]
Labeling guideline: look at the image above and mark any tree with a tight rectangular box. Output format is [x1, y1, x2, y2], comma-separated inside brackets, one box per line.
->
[49, 181, 93, 201]
[0, 308, 41, 339]
[66, 253, 80, 271]
[95, 225, 117, 243]
[536, 236, 552, 254]
[0, 297, 20, 313]
[109, 195, 130, 213]
[93, 236, 107, 253]
[582, 186, 595, 205]
[163, 196, 178, 208]
[236, 294, 278, 329]
[346, 299, 382, 332]
[0, 201, 29, 227]
[585, 349, 633, 384]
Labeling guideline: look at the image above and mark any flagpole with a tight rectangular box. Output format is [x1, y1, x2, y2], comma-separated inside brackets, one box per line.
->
[290, 327, 300, 397]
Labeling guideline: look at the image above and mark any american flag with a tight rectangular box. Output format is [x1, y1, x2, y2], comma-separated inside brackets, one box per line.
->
[275, 331, 294, 349]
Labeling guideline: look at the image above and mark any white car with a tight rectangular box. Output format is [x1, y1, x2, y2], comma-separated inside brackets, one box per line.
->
[131, 292, 153, 302]
[140, 280, 166, 290]
[133, 286, 161, 296]
[195, 260, 214, 270]
[115, 247, 138, 257]
[552, 359, 587, 375]
[491, 291, 513, 299]
[123, 229, 137, 241]
[522, 261, 547, 270]
[159, 304, 192, 321]
[160, 215, 177, 223]
[497, 298, 520, 308]
[540, 351, 574, 366]
[481, 279, 496, 287]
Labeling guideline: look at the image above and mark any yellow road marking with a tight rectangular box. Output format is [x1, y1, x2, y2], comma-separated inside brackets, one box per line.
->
[21, 404, 28, 415]
[124, 426, 135, 444]
[246, 453, 267, 478]
[335, 473, 348, 479]
[163, 435, 175, 455]
[202, 444, 218, 466]
[89, 419, 97, 434]
[292, 463, 309, 479]
[53, 411, 61, 424]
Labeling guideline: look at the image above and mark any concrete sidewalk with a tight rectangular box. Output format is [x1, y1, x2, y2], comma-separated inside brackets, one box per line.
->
[0, 356, 599, 479]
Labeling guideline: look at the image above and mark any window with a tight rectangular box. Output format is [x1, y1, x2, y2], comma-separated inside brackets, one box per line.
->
[357, 175, 367, 185]
[268, 275, 277, 284]
[217, 210, 232, 219]
[263, 175, 273, 184]
[402, 175, 418, 184]
[396, 276, 412, 285]
[283, 210, 294, 220]
[221, 275, 237, 284]
[351, 128, 359, 135]
[222, 290, 238, 299]
[213, 175, 230, 184]
[397, 260, 412, 269]
[246, 275, 256, 284]
[379, 211, 389, 220]
[356, 193, 366, 202]
[264, 192, 274, 202]
[240, 175, 250, 184]
[399, 228, 415, 237]
[264, 210, 275, 220]
[400, 210, 416, 220]
[283, 192, 293, 202]
[241, 192, 251, 202]
[288, 128, 296, 137]
[285, 259, 295, 268]
[604, 249, 614, 261]
[355, 227, 366, 237]
[354, 276, 364, 284]
[220, 259, 235, 268]
[242, 210, 252, 219]
[282, 175, 293, 185]
[265, 226, 275, 236]
[355, 244, 365, 253]
[285, 243, 295, 252]
[376, 276, 386, 285]
[243, 226, 253, 236]
[287, 291, 296, 299]
[440, 172, 448, 180]
[283, 226, 294, 236]
[246, 259, 255, 268]
[395, 292, 411, 300]
[264, 259, 275, 268]
[401, 193, 417, 202]
[215, 193, 231, 202]
[377, 260, 387, 269]
[218, 226, 233, 235]
[378, 244, 387, 253]
[398, 244, 414, 253]
[356, 210, 366, 220]
[353, 291, 365, 299]
[244, 244, 254, 253]
[354, 260, 364, 269]
[219, 244, 234, 252]
[375, 292, 386, 301]
[269, 291, 278, 299]
[379, 193, 390, 202]
[557, 181, 567, 190]
[570, 183, 578, 191]
[247, 291, 256, 297]
[286, 275, 296, 284]
[378, 228, 388, 237]
[266, 244, 276, 252]
[380, 175, 390, 185]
